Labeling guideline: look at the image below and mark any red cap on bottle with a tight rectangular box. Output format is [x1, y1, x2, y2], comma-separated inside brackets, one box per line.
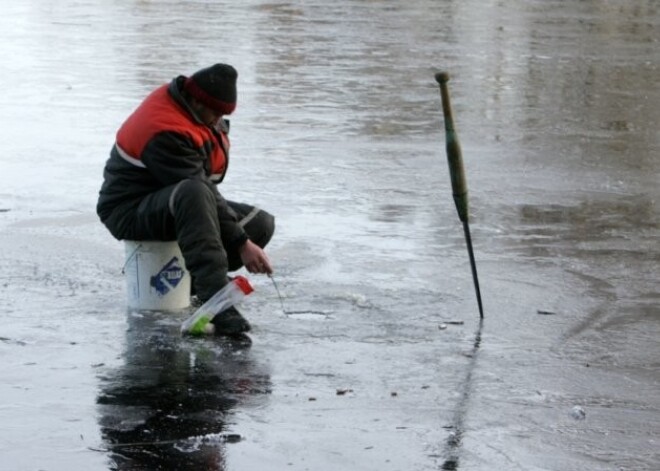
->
[233, 276, 254, 295]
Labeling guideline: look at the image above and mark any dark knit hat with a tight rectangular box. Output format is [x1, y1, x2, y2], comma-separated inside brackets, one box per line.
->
[184, 64, 237, 115]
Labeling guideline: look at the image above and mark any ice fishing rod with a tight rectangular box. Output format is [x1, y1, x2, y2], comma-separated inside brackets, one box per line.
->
[435, 72, 484, 319]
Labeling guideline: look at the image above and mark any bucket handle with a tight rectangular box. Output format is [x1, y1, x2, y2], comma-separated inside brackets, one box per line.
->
[121, 242, 143, 275]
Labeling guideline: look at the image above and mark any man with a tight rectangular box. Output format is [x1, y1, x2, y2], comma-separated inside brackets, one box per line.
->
[97, 63, 274, 336]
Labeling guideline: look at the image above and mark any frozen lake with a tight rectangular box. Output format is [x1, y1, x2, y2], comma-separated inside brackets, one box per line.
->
[0, 1, 658, 470]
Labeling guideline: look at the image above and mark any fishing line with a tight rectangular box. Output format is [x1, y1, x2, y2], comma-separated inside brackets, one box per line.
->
[268, 274, 331, 318]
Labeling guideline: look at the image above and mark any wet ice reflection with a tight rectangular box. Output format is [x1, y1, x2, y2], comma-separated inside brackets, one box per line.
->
[96, 311, 270, 469]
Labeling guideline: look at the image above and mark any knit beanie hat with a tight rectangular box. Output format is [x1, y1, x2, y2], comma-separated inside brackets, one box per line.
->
[184, 64, 237, 115]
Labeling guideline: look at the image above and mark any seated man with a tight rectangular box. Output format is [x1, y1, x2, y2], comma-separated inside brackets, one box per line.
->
[97, 63, 274, 336]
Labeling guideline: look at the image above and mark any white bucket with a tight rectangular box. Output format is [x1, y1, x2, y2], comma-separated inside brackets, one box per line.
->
[123, 240, 191, 310]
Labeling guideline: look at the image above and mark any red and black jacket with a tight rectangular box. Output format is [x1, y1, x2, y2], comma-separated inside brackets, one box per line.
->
[97, 76, 247, 245]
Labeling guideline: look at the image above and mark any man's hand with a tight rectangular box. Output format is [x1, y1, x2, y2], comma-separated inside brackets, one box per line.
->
[239, 239, 273, 275]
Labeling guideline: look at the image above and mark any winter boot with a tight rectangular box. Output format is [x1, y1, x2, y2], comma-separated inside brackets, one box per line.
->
[210, 306, 251, 336]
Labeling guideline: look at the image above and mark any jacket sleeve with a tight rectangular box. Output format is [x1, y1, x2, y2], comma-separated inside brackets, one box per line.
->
[141, 131, 248, 247]
[141, 131, 205, 185]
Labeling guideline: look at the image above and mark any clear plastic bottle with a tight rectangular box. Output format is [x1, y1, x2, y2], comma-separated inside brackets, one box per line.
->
[181, 276, 254, 335]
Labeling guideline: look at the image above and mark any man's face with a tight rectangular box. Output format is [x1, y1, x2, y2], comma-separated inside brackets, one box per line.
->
[190, 98, 222, 127]
[197, 105, 222, 127]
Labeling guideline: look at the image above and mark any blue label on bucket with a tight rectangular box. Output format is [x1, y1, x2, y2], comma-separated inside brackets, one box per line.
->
[150, 256, 185, 296]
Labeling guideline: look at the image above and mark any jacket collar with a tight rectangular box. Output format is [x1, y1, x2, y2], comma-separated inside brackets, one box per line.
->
[169, 76, 205, 125]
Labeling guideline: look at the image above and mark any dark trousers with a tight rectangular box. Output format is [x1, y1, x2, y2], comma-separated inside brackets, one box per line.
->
[102, 179, 274, 301]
